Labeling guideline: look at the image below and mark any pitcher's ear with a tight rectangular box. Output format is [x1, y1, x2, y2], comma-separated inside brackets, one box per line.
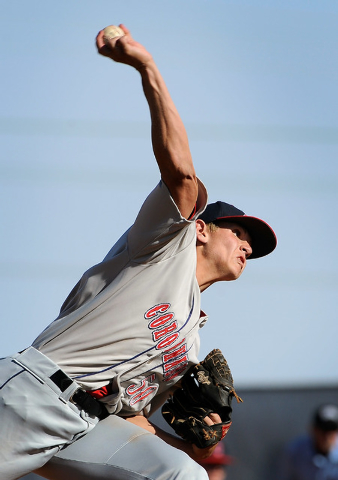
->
[196, 219, 209, 244]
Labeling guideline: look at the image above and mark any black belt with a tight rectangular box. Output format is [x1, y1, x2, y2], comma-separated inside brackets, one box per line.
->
[50, 369, 109, 420]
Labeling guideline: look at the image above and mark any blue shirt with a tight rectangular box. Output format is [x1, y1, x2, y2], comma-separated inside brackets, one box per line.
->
[279, 435, 338, 480]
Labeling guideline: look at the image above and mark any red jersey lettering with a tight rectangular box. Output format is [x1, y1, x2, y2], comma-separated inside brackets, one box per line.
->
[148, 313, 174, 329]
[126, 379, 147, 395]
[126, 375, 158, 407]
[163, 354, 189, 373]
[152, 321, 178, 342]
[164, 364, 189, 382]
[156, 333, 179, 350]
[129, 385, 158, 406]
[163, 343, 187, 363]
[144, 304, 170, 319]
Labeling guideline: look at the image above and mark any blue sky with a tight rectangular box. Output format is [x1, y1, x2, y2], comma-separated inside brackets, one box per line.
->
[1, 1, 337, 387]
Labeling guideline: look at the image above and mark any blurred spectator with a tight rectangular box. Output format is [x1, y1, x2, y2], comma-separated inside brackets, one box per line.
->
[198, 441, 234, 480]
[279, 404, 338, 480]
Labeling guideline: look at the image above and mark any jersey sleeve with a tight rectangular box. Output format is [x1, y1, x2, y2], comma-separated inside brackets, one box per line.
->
[127, 178, 207, 260]
[52, 178, 207, 319]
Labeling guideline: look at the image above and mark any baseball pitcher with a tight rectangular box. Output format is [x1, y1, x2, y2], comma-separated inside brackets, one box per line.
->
[0, 24, 277, 480]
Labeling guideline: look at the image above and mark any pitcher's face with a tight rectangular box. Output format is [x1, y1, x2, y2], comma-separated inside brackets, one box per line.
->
[207, 222, 252, 281]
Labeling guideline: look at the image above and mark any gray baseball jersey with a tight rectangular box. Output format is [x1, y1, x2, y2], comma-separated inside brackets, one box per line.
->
[32, 179, 208, 416]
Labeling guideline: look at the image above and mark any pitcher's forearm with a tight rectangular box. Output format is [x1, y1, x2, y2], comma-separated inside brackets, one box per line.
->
[125, 415, 217, 461]
[138, 60, 198, 218]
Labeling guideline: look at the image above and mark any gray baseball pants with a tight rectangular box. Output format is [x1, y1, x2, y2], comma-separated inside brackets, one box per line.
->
[0, 348, 98, 480]
[36, 415, 209, 480]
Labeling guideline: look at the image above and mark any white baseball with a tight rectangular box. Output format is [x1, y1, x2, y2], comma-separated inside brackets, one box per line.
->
[103, 25, 125, 44]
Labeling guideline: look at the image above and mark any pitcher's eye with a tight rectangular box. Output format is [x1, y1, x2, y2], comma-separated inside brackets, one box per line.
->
[233, 229, 241, 238]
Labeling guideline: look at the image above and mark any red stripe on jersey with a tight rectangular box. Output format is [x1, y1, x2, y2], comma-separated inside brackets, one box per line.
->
[188, 203, 197, 220]
[88, 384, 112, 399]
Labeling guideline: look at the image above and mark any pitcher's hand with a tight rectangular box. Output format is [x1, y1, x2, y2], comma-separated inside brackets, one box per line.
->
[96, 24, 153, 71]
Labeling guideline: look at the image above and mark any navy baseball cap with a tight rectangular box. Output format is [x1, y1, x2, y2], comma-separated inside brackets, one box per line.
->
[199, 201, 277, 260]
[313, 404, 338, 431]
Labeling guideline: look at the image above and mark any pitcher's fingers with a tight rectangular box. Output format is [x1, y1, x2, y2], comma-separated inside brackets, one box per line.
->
[96, 29, 105, 49]
[119, 24, 130, 36]
[203, 413, 222, 426]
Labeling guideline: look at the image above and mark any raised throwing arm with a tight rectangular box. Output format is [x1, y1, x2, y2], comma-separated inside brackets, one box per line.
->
[96, 25, 198, 219]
